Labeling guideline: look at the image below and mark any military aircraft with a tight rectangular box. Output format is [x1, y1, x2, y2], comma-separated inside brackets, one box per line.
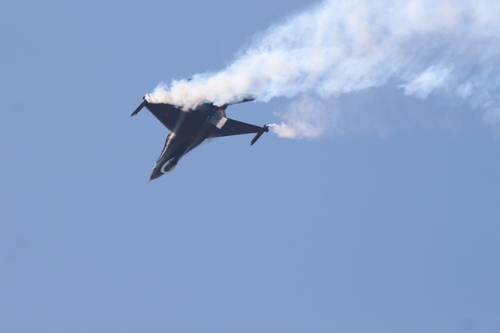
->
[132, 96, 269, 180]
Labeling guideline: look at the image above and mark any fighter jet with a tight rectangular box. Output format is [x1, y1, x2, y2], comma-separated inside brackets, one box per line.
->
[132, 96, 269, 180]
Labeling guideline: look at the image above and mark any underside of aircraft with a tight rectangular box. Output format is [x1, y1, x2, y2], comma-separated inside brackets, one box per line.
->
[132, 96, 269, 180]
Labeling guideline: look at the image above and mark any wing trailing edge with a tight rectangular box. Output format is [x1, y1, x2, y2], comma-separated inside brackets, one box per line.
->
[209, 118, 263, 138]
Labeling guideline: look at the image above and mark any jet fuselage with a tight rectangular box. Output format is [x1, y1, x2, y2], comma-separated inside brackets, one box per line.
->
[149, 104, 224, 179]
[132, 97, 268, 180]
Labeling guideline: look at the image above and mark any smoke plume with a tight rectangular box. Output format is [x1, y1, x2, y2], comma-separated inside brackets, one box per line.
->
[146, 0, 500, 138]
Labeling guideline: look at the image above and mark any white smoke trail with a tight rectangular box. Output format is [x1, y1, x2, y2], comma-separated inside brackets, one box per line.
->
[270, 96, 341, 139]
[146, 0, 500, 138]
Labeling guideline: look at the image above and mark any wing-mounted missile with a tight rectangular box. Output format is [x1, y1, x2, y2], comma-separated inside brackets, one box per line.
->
[250, 125, 269, 145]
[131, 97, 147, 117]
[226, 95, 257, 106]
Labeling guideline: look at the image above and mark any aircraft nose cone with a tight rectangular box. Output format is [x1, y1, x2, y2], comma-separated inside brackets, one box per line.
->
[149, 167, 164, 181]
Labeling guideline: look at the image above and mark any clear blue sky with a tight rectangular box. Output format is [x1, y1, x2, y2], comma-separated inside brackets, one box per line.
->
[1, 1, 499, 332]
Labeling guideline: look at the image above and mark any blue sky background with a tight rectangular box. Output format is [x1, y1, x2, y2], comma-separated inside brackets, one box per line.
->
[1, 1, 499, 332]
